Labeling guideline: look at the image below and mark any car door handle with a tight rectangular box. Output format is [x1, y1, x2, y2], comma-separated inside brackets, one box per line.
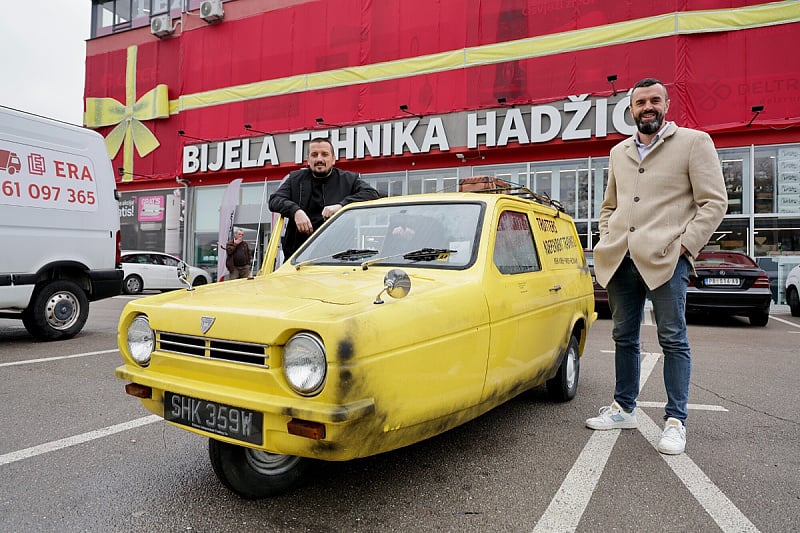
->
[550, 285, 562, 292]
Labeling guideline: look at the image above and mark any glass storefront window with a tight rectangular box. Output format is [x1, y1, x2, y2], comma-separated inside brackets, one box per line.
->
[591, 158, 609, 222]
[707, 218, 749, 252]
[754, 147, 777, 214]
[363, 171, 405, 197]
[472, 163, 529, 189]
[407, 168, 459, 195]
[754, 216, 800, 304]
[775, 146, 800, 215]
[754, 217, 800, 256]
[718, 148, 750, 215]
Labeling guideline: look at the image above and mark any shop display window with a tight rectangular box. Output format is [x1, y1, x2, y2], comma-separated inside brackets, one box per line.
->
[719, 149, 749, 215]
[591, 159, 609, 223]
[407, 168, 458, 195]
[472, 163, 529, 189]
[775, 146, 800, 215]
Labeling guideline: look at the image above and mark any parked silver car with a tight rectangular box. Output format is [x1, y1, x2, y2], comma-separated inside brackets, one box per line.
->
[121, 251, 211, 294]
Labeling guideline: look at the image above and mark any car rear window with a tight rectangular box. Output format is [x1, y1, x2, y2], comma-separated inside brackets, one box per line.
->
[696, 252, 757, 267]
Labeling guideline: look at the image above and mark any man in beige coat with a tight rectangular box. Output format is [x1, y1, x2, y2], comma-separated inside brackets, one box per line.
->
[585, 78, 727, 455]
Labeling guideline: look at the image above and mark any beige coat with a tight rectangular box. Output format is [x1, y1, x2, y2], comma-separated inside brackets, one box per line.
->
[594, 123, 728, 290]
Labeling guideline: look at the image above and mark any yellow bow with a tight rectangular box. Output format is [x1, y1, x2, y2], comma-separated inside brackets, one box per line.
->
[84, 45, 169, 182]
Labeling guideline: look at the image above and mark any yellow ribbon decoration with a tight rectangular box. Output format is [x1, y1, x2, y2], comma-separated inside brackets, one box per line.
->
[84, 45, 169, 182]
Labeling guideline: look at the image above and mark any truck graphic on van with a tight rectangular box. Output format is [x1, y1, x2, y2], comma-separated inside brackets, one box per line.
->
[0, 149, 22, 175]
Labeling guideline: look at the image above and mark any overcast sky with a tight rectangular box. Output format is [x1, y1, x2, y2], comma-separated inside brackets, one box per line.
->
[0, 1, 90, 125]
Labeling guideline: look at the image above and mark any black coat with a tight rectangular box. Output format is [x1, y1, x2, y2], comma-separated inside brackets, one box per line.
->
[268, 167, 380, 258]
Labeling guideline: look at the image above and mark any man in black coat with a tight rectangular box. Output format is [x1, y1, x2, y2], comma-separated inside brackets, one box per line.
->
[268, 138, 380, 258]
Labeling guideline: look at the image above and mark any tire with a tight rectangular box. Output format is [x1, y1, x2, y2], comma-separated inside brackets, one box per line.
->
[546, 334, 580, 402]
[123, 274, 143, 294]
[21, 280, 89, 341]
[192, 276, 208, 287]
[749, 309, 769, 327]
[788, 287, 800, 317]
[208, 439, 310, 499]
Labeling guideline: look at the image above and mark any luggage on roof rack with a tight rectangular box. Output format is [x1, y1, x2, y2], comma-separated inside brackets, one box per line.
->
[458, 176, 565, 213]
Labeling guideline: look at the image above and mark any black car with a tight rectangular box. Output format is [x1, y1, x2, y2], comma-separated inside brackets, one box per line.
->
[686, 250, 772, 326]
[584, 250, 610, 317]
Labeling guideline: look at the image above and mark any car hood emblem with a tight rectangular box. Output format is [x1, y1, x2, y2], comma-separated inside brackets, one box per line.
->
[719, 270, 726, 275]
[200, 316, 216, 334]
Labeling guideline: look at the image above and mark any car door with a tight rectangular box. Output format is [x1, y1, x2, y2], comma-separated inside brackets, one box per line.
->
[482, 207, 568, 400]
[158, 254, 181, 289]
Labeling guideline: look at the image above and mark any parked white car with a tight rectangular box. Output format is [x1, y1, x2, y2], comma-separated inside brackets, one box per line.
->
[121, 251, 211, 294]
[786, 264, 800, 317]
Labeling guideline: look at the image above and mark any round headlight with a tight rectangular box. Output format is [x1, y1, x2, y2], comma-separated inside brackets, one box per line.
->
[127, 315, 154, 366]
[283, 332, 327, 396]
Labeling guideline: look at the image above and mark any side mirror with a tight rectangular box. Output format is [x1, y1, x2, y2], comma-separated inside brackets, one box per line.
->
[374, 269, 411, 304]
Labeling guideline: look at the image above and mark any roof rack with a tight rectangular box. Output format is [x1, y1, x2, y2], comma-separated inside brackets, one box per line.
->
[458, 176, 565, 212]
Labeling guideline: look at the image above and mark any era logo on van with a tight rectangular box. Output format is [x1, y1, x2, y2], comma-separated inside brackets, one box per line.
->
[54, 160, 94, 181]
[28, 154, 46, 175]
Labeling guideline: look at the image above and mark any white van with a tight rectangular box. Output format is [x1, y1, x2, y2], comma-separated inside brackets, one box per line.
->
[0, 106, 123, 340]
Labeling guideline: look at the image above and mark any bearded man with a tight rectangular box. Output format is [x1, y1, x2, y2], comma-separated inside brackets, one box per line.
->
[269, 138, 380, 258]
[585, 78, 728, 455]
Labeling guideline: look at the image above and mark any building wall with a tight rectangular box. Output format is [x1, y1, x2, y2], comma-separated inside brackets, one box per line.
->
[92, 0, 800, 299]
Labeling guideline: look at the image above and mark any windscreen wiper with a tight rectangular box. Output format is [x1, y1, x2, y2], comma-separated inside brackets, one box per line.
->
[295, 249, 378, 270]
[360, 248, 456, 270]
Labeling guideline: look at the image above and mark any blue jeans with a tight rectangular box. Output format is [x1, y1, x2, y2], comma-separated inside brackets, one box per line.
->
[606, 256, 691, 424]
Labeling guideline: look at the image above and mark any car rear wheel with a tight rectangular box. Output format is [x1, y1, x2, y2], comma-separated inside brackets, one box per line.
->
[546, 334, 580, 402]
[788, 286, 800, 317]
[21, 280, 89, 340]
[123, 274, 143, 294]
[208, 439, 310, 499]
[749, 309, 769, 327]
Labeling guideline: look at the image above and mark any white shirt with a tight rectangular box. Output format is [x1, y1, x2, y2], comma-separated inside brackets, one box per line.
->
[634, 121, 672, 160]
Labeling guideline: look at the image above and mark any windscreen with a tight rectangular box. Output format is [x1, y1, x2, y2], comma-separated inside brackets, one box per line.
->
[294, 202, 484, 269]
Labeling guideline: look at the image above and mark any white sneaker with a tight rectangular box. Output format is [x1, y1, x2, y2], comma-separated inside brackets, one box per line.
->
[585, 401, 638, 430]
[657, 417, 686, 455]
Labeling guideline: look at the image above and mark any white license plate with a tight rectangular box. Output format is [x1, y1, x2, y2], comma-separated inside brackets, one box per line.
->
[705, 277, 740, 286]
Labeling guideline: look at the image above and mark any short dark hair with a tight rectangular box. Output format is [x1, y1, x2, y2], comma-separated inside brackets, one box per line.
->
[632, 77, 668, 100]
[308, 137, 335, 153]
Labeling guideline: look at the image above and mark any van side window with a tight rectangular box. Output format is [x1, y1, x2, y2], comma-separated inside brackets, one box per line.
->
[493, 211, 540, 274]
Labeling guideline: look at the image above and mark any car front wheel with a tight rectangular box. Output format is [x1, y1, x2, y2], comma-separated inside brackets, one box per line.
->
[208, 439, 310, 499]
[546, 334, 580, 402]
[788, 286, 800, 317]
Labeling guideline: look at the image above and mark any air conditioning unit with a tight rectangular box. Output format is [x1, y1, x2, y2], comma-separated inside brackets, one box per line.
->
[150, 14, 174, 37]
[200, 0, 224, 23]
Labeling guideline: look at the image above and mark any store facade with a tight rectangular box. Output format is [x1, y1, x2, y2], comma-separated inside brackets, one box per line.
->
[85, 0, 800, 301]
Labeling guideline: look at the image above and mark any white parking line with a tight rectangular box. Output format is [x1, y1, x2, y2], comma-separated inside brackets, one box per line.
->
[534, 352, 759, 533]
[533, 351, 660, 532]
[0, 415, 160, 466]
[636, 410, 759, 532]
[769, 315, 800, 329]
[637, 401, 728, 412]
[0, 349, 118, 367]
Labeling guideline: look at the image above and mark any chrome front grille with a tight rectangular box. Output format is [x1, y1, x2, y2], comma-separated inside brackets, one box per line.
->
[156, 332, 269, 367]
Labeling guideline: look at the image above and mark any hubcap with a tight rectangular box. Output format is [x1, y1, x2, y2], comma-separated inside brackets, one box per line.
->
[245, 449, 302, 475]
[45, 292, 79, 330]
[565, 346, 577, 389]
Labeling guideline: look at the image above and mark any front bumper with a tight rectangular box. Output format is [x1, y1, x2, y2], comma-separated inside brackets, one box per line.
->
[116, 363, 376, 460]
